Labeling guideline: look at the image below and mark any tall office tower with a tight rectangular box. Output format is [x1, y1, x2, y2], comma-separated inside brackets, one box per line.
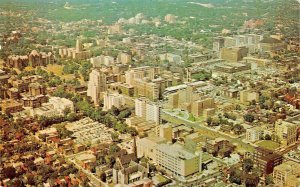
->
[135, 97, 147, 118]
[76, 38, 83, 52]
[213, 37, 225, 52]
[87, 69, 107, 105]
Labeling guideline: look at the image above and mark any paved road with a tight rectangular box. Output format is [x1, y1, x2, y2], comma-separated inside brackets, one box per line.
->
[161, 111, 255, 152]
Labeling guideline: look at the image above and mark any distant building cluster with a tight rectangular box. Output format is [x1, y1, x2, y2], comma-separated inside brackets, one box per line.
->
[1, 2, 300, 187]
[58, 39, 91, 60]
[6, 50, 54, 69]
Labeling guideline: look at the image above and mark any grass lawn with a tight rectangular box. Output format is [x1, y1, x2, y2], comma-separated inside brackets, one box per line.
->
[45, 64, 64, 76]
[188, 113, 196, 121]
[153, 174, 169, 183]
[178, 112, 185, 117]
[197, 128, 219, 139]
[256, 140, 280, 150]
[45, 64, 74, 81]
[24, 66, 35, 71]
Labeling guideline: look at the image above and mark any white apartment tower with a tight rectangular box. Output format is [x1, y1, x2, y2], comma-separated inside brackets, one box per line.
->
[135, 97, 161, 124]
[103, 92, 125, 111]
[87, 69, 107, 105]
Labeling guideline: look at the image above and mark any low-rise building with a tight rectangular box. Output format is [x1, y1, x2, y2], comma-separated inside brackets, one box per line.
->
[0, 99, 23, 114]
[205, 138, 234, 157]
[240, 90, 259, 105]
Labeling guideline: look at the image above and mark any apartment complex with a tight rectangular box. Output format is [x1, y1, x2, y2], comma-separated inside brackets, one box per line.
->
[87, 69, 107, 105]
[275, 120, 298, 146]
[167, 83, 215, 117]
[213, 34, 263, 53]
[135, 97, 161, 124]
[248, 147, 283, 175]
[58, 39, 91, 60]
[220, 46, 248, 62]
[103, 92, 125, 111]
[273, 161, 300, 187]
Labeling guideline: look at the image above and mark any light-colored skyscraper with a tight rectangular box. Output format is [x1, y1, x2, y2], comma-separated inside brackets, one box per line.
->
[275, 120, 297, 146]
[135, 97, 161, 124]
[87, 69, 107, 105]
[103, 92, 125, 111]
[135, 97, 146, 118]
[76, 38, 83, 52]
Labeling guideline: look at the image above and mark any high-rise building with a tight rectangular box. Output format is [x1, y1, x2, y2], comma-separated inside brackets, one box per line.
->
[59, 39, 91, 60]
[76, 39, 83, 52]
[215, 34, 263, 54]
[145, 100, 161, 123]
[246, 127, 264, 142]
[191, 98, 215, 117]
[125, 66, 162, 101]
[118, 53, 132, 64]
[87, 69, 107, 105]
[125, 66, 157, 86]
[220, 46, 248, 62]
[213, 37, 225, 52]
[275, 120, 297, 146]
[135, 97, 146, 118]
[103, 92, 125, 111]
[135, 97, 161, 124]
[273, 161, 300, 187]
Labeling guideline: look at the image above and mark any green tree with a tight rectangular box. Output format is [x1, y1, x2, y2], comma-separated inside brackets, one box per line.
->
[100, 172, 107, 182]
[265, 175, 274, 185]
[244, 114, 255, 123]
[3, 166, 16, 179]
[105, 156, 116, 168]
[265, 134, 272, 140]
[111, 132, 119, 142]
[127, 127, 138, 136]
[243, 159, 254, 173]
[109, 144, 121, 154]
[207, 117, 213, 126]
[229, 169, 242, 185]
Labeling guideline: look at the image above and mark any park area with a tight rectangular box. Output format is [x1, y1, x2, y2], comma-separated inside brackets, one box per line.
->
[256, 140, 281, 150]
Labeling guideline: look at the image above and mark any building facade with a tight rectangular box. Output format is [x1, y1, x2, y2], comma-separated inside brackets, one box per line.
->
[87, 69, 107, 105]
[155, 143, 202, 177]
